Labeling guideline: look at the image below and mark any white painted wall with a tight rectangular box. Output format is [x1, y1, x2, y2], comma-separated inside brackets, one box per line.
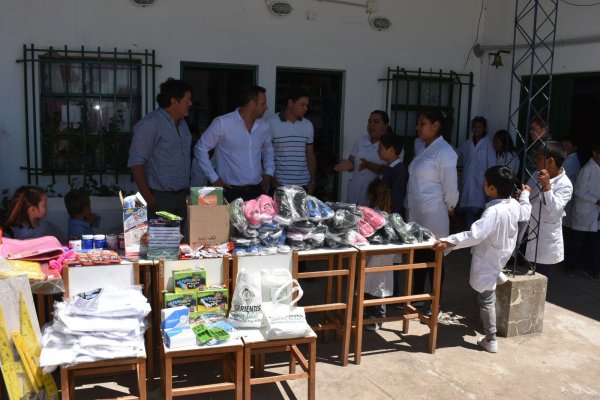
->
[0, 0, 486, 203]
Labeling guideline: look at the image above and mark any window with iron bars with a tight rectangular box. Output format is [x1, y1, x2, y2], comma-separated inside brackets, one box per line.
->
[17, 45, 160, 186]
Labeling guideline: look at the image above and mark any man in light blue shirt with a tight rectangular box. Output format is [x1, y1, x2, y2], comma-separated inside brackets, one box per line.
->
[194, 85, 275, 202]
[127, 78, 193, 228]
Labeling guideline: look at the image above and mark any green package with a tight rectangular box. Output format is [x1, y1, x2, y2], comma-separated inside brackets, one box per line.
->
[195, 288, 228, 314]
[173, 269, 206, 293]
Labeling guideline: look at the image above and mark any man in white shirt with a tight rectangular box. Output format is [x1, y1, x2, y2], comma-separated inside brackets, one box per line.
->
[435, 166, 532, 353]
[269, 86, 317, 194]
[194, 85, 275, 202]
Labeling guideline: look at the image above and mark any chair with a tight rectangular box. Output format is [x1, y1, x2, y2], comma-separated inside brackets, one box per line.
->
[232, 253, 316, 400]
[157, 256, 243, 400]
[60, 263, 147, 400]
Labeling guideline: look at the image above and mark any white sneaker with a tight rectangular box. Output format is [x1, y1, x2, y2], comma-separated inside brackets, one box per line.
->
[364, 316, 381, 331]
[477, 337, 498, 353]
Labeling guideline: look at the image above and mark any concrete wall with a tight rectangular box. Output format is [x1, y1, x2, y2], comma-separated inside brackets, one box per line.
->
[0, 0, 485, 200]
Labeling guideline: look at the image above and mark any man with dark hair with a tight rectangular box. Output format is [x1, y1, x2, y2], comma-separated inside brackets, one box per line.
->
[269, 86, 317, 194]
[128, 78, 193, 228]
[194, 85, 275, 202]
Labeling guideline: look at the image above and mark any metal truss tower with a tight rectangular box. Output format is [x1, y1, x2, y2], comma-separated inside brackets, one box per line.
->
[506, 0, 559, 273]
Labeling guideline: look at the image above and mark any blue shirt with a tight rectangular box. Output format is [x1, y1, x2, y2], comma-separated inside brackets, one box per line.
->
[11, 224, 47, 240]
[194, 109, 275, 186]
[67, 217, 96, 238]
[127, 108, 192, 191]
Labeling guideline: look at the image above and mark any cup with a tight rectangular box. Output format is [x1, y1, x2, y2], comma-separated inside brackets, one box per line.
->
[106, 233, 118, 250]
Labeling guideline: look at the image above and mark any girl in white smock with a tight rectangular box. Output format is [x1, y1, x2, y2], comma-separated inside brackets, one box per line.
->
[458, 117, 497, 229]
[492, 130, 520, 176]
[334, 110, 391, 206]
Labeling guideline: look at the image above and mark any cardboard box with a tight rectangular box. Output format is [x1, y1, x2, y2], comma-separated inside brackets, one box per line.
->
[173, 269, 206, 293]
[187, 198, 230, 248]
[163, 293, 196, 313]
[191, 187, 224, 206]
[119, 191, 148, 257]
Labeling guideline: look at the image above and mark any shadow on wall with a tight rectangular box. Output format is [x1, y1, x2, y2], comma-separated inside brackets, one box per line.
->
[45, 196, 123, 243]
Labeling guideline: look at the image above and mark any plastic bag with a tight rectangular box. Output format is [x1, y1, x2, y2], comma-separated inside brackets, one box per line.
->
[228, 269, 263, 328]
[274, 185, 309, 225]
[261, 279, 313, 340]
[389, 213, 417, 244]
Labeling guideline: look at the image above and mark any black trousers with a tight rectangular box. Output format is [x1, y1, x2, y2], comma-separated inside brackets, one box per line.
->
[224, 184, 264, 203]
[412, 249, 446, 305]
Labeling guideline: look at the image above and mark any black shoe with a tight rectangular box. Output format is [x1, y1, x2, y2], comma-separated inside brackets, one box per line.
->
[564, 267, 576, 278]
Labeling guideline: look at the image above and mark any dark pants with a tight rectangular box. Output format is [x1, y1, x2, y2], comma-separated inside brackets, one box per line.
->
[149, 188, 188, 241]
[364, 293, 386, 318]
[412, 249, 445, 305]
[224, 184, 264, 203]
[565, 229, 600, 277]
[535, 263, 555, 277]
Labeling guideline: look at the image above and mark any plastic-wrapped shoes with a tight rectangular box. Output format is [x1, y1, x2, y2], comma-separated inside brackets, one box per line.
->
[243, 199, 262, 228]
[230, 198, 249, 233]
[358, 220, 376, 238]
[257, 194, 276, 223]
[389, 213, 417, 244]
[328, 209, 358, 230]
[344, 230, 368, 246]
[359, 206, 386, 230]
[306, 196, 321, 222]
[406, 222, 435, 243]
[274, 185, 309, 224]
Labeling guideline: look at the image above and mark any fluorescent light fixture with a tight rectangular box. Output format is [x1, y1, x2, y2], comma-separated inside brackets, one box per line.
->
[130, 0, 155, 6]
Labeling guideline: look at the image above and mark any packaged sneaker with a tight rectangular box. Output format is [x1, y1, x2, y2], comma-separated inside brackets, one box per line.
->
[243, 199, 262, 228]
[229, 198, 250, 233]
[477, 337, 498, 353]
[257, 194, 276, 223]
[306, 196, 321, 222]
[329, 209, 358, 230]
[389, 213, 417, 244]
[359, 206, 386, 230]
[357, 220, 376, 238]
[344, 230, 368, 246]
[406, 222, 435, 242]
[316, 198, 335, 220]
[277, 244, 292, 254]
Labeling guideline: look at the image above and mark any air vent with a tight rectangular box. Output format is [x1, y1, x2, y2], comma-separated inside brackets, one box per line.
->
[130, 0, 155, 6]
[268, 1, 293, 16]
[369, 16, 391, 31]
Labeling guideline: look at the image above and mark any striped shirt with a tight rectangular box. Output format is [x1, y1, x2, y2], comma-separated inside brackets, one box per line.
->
[269, 112, 314, 186]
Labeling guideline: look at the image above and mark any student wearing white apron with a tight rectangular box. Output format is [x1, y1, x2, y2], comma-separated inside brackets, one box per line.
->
[458, 117, 497, 229]
[406, 109, 459, 314]
[492, 130, 520, 175]
[334, 111, 393, 206]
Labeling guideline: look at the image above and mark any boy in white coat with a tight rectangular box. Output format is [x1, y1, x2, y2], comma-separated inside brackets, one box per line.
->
[434, 166, 532, 353]
[525, 142, 573, 276]
[566, 142, 600, 280]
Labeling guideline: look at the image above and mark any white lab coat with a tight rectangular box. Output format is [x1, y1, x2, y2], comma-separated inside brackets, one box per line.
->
[406, 136, 459, 238]
[571, 159, 600, 232]
[442, 192, 532, 292]
[562, 152, 581, 228]
[458, 136, 497, 209]
[364, 254, 395, 297]
[495, 151, 520, 178]
[347, 135, 380, 206]
[525, 170, 573, 264]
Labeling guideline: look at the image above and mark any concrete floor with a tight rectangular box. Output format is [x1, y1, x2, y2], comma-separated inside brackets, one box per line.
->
[69, 248, 600, 399]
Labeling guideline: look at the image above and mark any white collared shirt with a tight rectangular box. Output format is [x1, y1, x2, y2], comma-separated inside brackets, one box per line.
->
[458, 135, 497, 209]
[571, 159, 600, 232]
[194, 109, 275, 186]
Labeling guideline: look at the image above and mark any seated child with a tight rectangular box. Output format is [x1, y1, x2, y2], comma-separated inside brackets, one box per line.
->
[525, 141, 573, 277]
[64, 189, 100, 239]
[5, 186, 48, 240]
[434, 166, 532, 353]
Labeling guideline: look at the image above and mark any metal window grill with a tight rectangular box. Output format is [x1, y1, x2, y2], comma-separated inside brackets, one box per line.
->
[16, 44, 161, 186]
[506, 0, 558, 274]
[380, 67, 474, 157]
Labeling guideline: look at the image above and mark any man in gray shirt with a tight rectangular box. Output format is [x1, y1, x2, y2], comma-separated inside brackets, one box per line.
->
[127, 78, 193, 228]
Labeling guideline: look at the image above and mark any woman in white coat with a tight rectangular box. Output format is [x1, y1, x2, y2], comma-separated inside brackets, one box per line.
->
[334, 110, 391, 206]
[406, 109, 459, 313]
[458, 117, 497, 229]
[565, 143, 600, 280]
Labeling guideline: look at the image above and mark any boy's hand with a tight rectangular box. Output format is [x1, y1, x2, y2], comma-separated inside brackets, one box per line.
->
[522, 184, 532, 192]
[434, 240, 454, 251]
[538, 169, 551, 192]
[85, 212, 98, 224]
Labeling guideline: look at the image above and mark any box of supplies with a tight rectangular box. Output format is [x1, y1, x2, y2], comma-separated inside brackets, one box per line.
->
[119, 191, 147, 257]
[187, 198, 230, 248]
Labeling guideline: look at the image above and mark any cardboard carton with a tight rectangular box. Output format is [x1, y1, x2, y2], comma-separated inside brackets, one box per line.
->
[119, 191, 147, 257]
[190, 187, 224, 206]
[187, 198, 230, 248]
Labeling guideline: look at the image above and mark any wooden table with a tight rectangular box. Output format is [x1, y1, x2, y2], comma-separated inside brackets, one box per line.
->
[296, 248, 356, 366]
[353, 241, 443, 364]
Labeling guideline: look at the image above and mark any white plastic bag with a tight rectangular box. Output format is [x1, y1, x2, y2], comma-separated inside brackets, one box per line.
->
[261, 279, 313, 340]
[261, 269, 292, 302]
[228, 269, 263, 328]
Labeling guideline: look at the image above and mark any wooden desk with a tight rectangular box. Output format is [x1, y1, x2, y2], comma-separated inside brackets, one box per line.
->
[240, 329, 316, 400]
[296, 248, 356, 366]
[353, 241, 443, 364]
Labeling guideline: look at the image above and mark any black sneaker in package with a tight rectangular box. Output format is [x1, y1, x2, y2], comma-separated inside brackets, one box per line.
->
[274, 185, 309, 224]
[389, 213, 417, 244]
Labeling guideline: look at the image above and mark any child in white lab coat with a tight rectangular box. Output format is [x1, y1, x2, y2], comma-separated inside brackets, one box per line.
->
[435, 166, 532, 353]
[525, 141, 573, 277]
[565, 141, 600, 280]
